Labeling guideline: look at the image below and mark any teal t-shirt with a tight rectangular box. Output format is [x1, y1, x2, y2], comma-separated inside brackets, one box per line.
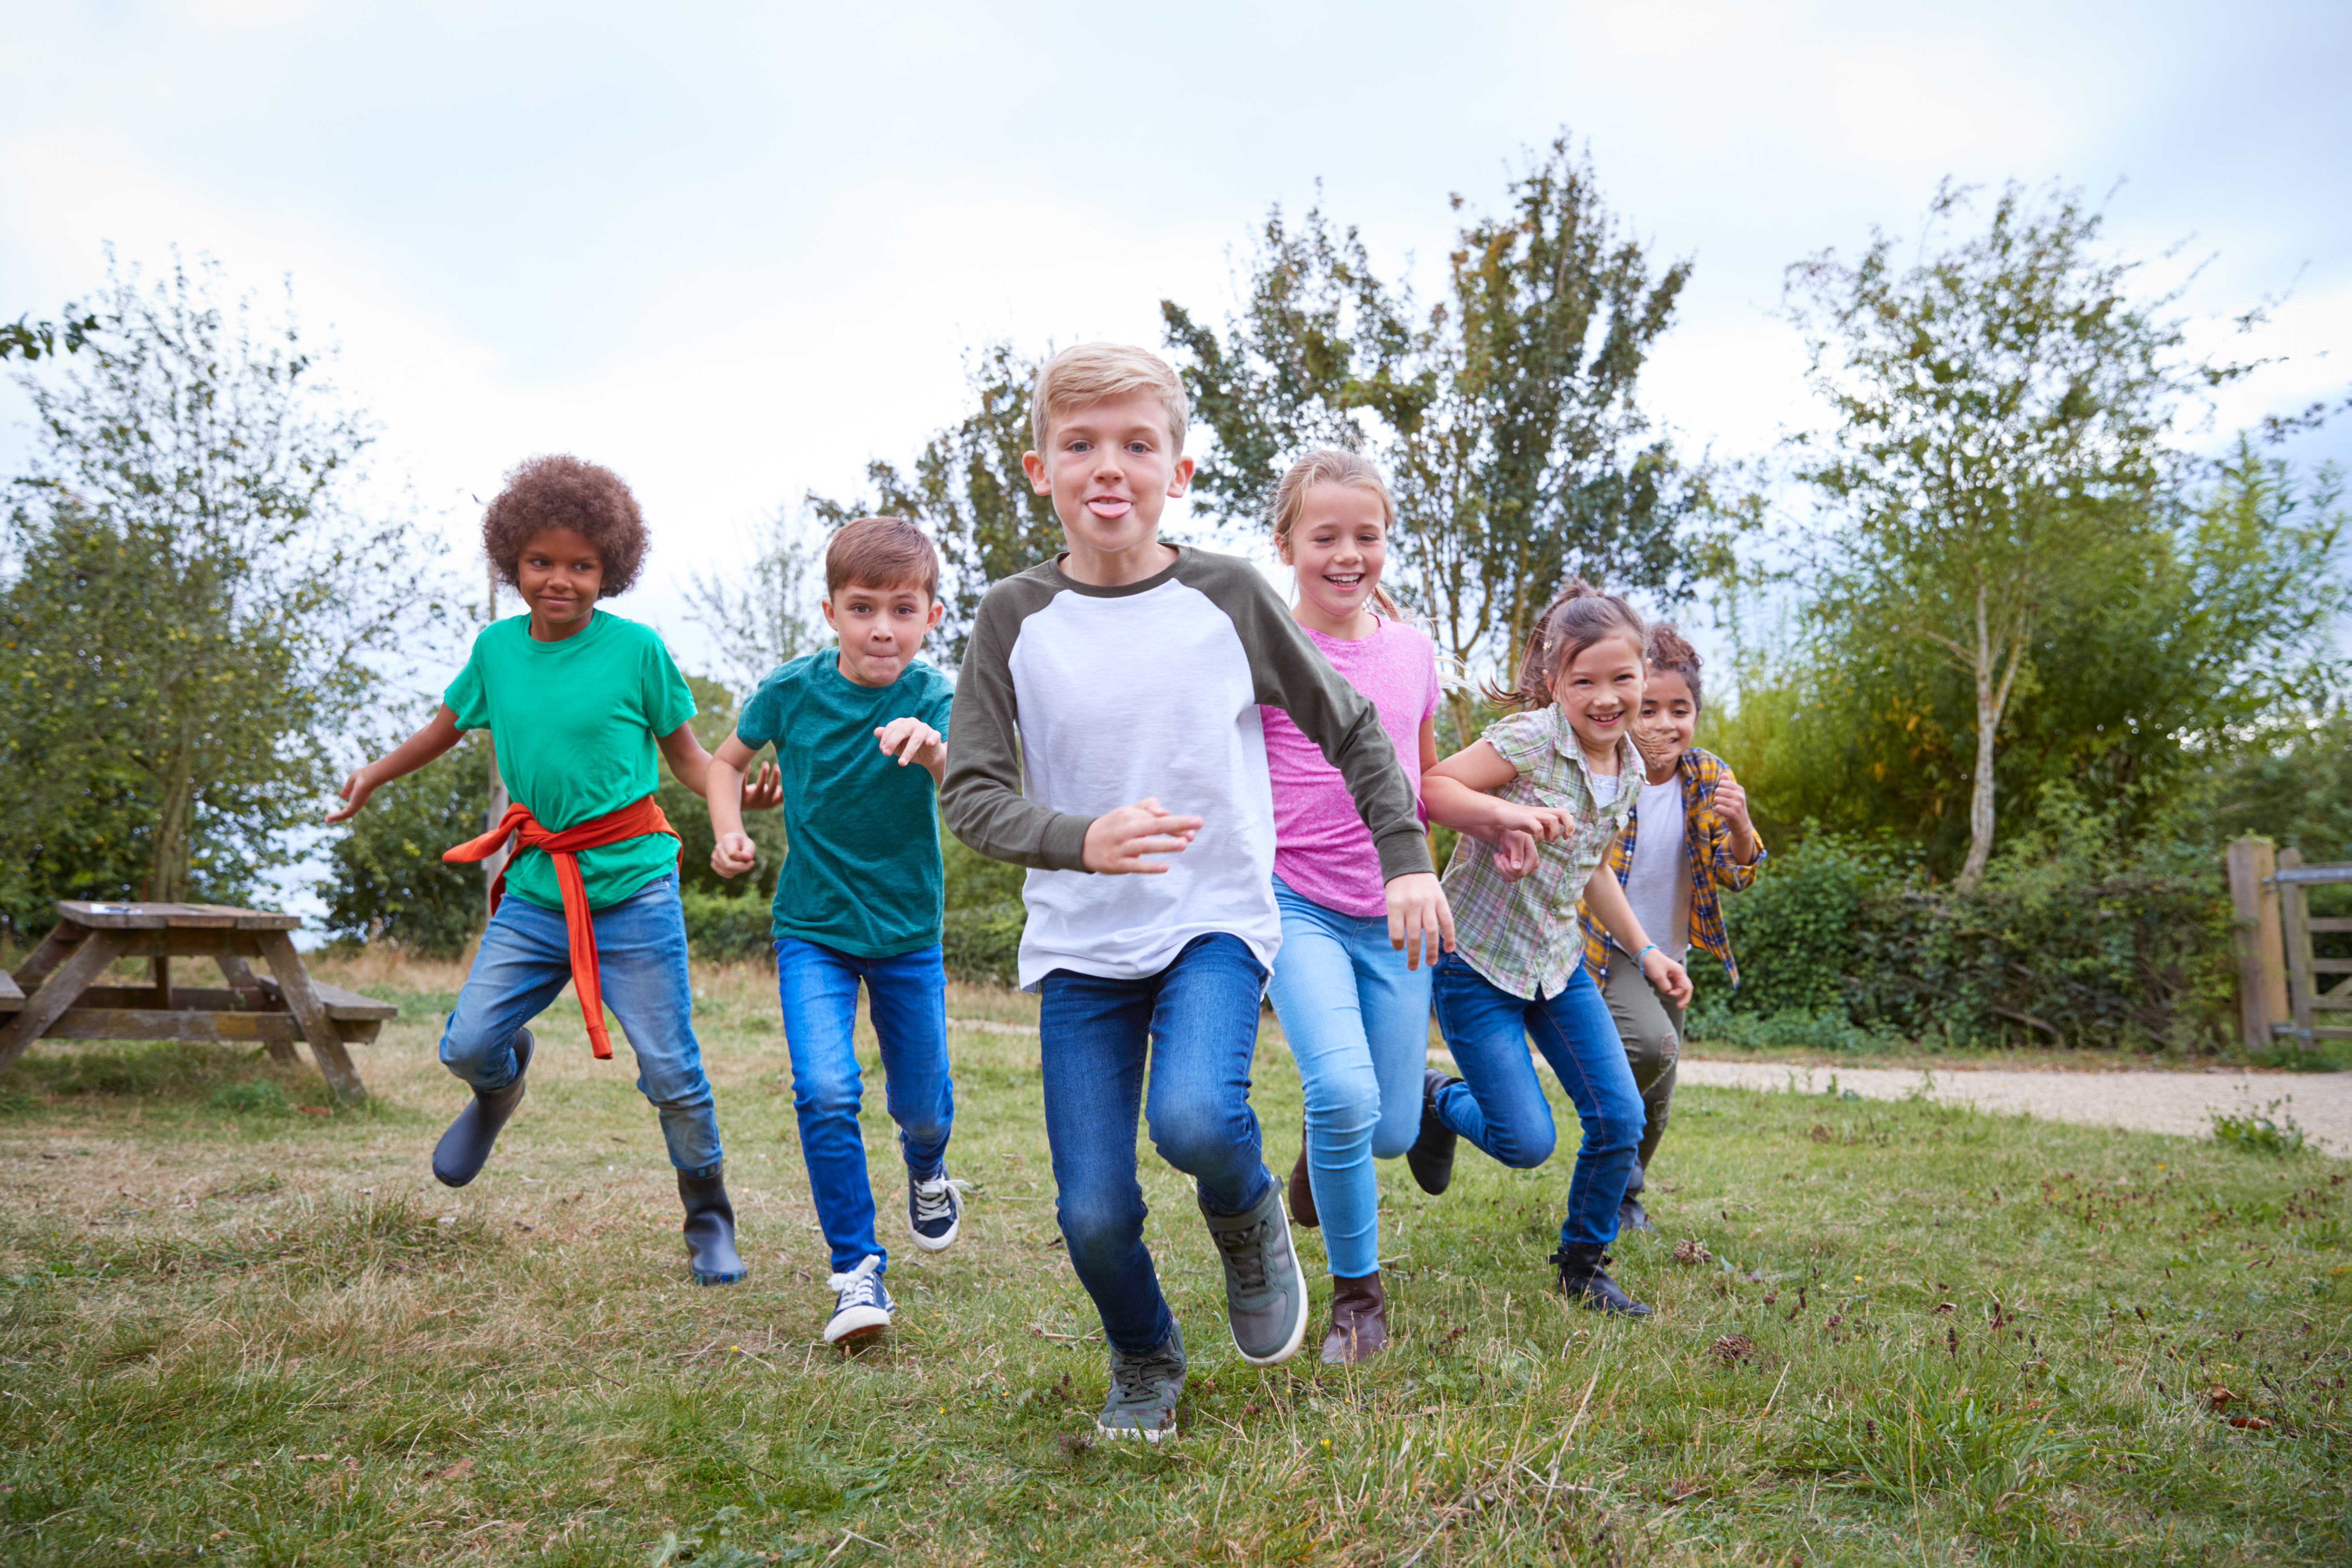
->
[443, 610, 696, 911]
[734, 651, 956, 956]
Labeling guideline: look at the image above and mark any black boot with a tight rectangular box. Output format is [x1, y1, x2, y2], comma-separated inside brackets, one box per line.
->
[1405, 1071, 1460, 1196]
[1617, 1196, 1657, 1234]
[1552, 1243, 1652, 1317]
[679, 1166, 748, 1286]
[432, 1028, 533, 1188]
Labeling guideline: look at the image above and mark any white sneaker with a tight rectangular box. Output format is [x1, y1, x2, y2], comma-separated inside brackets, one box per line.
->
[823, 1254, 893, 1345]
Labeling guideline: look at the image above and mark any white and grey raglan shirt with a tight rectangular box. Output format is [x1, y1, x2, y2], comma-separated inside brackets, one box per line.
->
[940, 546, 1433, 990]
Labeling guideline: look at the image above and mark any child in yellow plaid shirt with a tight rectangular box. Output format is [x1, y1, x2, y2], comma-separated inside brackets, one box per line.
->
[1576, 625, 1764, 1237]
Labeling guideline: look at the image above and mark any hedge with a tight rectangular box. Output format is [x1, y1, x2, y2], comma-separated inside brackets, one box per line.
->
[681, 891, 1026, 988]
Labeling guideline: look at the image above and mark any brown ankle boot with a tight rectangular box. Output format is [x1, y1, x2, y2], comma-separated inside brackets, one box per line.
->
[1320, 1271, 1387, 1364]
[1287, 1140, 1319, 1229]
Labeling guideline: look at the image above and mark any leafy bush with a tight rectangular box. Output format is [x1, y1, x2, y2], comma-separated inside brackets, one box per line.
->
[2210, 1098, 2308, 1155]
[1718, 791, 2235, 1051]
[679, 890, 775, 965]
[943, 902, 1024, 986]
[317, 731, 495, 955]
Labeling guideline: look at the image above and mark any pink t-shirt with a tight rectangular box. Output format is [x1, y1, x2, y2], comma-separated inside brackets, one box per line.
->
[1261, 616, 1441, 918]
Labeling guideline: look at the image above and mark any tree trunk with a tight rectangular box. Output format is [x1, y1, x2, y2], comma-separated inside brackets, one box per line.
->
[145, 738, 199, 904]
[1955, 579, 2022, 894]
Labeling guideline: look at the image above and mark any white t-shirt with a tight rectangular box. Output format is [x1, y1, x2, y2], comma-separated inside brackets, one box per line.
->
[1617, 773, 1689, 965]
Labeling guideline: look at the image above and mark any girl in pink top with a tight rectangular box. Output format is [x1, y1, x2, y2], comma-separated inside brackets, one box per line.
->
[1260, 450, 1449, 1364]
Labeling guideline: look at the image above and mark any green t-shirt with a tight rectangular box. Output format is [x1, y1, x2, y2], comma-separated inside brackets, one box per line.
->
[443, 610, 696, 911]
[734, 651, 956, 956]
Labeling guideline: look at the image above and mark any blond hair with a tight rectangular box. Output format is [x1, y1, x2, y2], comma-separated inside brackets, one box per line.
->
[1029, 343, 1191, 455]
[1485, 577, 1647, 710]
[1271, 449, 1406, 621]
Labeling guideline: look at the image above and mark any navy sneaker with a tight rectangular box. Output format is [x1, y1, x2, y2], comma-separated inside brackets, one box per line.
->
[907, 1168, 969, 1252]
[823, 1254, 893, 1345]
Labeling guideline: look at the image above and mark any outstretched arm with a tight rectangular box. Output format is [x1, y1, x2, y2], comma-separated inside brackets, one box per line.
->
[325, 707, 465, 823]
[1423, 741, 1577, 844]
[1582, 861, 1693, 1007]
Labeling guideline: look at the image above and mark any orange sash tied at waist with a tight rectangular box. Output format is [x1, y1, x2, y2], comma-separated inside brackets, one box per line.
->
[443, 796, 679, 1060]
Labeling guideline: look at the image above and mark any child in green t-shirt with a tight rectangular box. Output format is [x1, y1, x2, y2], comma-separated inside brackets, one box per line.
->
[706, 517, 962, 1347]
[328, 455, 780, 1286]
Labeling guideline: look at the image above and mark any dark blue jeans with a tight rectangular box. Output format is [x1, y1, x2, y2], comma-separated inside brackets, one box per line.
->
[439, 870, 723, 1176]
[774, 937, 955, 1276]
[1429, 953, 1642, 1249]
[1038, 933, 1273, 1356]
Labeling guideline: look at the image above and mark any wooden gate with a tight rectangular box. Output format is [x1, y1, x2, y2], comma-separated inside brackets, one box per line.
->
[2228, 838, 2352, 1049]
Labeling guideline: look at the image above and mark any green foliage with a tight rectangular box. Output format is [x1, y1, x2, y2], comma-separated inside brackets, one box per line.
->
[1712, 794, 2236, 1051]
[682, 508, 826, 697]
[942, 902, 1024, 986]
[0, 310, 100, 363]
[1785, 180, 2252, 887]
[317, 730, 492, 955]
[207, 1080, 290, 1117]
[1165, 136, 1700, 713]
[1, 253, 441, 926]
[661, 673, 787, 902]
[2210, 1098, 2309, 1156]
[677, 890, 774, 964]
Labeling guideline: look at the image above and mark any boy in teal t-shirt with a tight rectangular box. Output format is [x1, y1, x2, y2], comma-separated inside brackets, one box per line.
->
[329, 455, 781, 1288]
[707, 517, 962, 1347]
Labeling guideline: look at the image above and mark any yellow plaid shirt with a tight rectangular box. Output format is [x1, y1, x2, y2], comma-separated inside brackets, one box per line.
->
[1578, 746, 1765, 989]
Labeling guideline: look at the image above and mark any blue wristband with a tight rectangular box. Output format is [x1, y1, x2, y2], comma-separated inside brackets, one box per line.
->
[1634, 943, 1658, 966]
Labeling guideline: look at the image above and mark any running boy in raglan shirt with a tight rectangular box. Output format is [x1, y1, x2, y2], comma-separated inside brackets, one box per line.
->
[940, 344, 1452, 1442]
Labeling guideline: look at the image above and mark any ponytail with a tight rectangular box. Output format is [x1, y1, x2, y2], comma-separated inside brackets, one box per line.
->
[1484, 578, 1647, 710]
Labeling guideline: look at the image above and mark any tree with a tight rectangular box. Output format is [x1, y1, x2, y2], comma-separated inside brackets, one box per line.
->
[1, 253, 442, 917]
[1163, 136, 1701, 726]
[1785, 181, 2237, 888]
[684, 506, 826, 694]
[0, 310, 100, 363]
[804, 342, 1063, 666]
[318, 729, 495, 954]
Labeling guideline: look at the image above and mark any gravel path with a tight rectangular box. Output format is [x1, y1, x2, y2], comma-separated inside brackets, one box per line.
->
[1674, 1058, 2352, 1160]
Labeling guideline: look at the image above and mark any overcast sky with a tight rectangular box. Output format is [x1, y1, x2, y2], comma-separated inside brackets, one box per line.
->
[6, 0, 2348, 691]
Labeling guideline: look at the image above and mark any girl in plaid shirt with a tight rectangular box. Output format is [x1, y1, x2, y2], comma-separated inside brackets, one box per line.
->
[1579, 625, 1763, 1239]
[1415, 581, 1693, 1317]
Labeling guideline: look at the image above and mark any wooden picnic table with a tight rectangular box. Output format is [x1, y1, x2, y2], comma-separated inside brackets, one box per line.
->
[0, 901, 393, 1101]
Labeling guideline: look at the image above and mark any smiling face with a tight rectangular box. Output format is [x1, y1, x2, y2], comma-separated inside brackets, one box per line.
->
[1637, 667, 1699, 765]
[1021, 389, 1194, 584]
[515, 526, 605, 640]
[1278, 483, 1389, 637]
[823, 578, 943, 687]
[1548, 632, 1648, 764]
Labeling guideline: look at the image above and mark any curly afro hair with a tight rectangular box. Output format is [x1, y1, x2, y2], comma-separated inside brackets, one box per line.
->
[482, 454, 650, 598]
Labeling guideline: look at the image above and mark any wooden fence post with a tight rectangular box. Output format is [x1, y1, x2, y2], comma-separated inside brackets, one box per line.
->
[2226, 837, 2287, 1050]
[2278, 847, 2318, 1052]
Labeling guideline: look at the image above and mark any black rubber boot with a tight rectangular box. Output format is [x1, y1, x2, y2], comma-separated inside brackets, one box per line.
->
[1552, 1243, 1652, 1317]
[1618, 1196, 1658, 1234]
[432, 1028, 533, 1188]
[679, 1167, 748, 1286]
[1405, 1071, 1460, 1196]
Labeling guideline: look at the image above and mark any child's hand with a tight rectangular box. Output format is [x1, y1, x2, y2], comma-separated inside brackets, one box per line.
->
[1493, 828, 1542, 881]
[1712, 771, 1752, 837]
[711, 831, 758, 879]
[740, 760, 783, 811]
[323, 765, 378, 825]
[1643, 948, 1694, 1007]
[1081, 798, 1201, 875]
[1385, 872, 1455, 971]
[1494, 801, 1575, 843]
[875, 718, 944, 770]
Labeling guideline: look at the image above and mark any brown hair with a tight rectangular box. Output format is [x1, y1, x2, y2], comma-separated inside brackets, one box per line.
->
[1646, 621, 1703, 712]
[1271, 449, 1406, 621]
[825, 516, 940, 601]
[483, 454, 650, 596]
[1030, 343, 1191, 455]
[1484, 577, 1647, 709]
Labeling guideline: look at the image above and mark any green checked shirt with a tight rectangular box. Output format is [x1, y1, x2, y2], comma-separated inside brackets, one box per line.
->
[1441, 707, 1641, 1001]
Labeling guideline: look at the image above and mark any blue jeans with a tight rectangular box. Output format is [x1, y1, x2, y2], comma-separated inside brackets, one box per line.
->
[1266, 875, 1430, 1279]
[439, 870, 723, 1176]
[774, 937, 955, 1276]
[1038, 933, 1272, 1356]
[1428, 953, 1642, 1249]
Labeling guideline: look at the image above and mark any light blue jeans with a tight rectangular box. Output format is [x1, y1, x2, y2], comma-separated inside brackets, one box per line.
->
[774, 936, 955, 1276]
[1266, 875, 1430, 1279]
[438, 870, 723, 1177]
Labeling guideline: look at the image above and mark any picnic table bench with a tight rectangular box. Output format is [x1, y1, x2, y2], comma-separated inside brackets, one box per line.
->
[0, 901, 392, 1101]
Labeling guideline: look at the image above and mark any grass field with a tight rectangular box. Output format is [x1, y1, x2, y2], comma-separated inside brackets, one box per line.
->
[1, 949, 2346, 1566]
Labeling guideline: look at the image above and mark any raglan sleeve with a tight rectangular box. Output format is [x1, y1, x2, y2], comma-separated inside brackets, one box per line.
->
[937, 586, 1093, 871]
[1220, 564, 1433, 883]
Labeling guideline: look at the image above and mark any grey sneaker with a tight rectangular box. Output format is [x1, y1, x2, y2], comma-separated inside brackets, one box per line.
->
[1199, 1181, 1309, 1365]
[1097, 1321, 1187, 1443]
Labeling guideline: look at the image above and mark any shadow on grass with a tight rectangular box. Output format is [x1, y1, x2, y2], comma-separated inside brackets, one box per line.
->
[0, 1040, 409, 1125]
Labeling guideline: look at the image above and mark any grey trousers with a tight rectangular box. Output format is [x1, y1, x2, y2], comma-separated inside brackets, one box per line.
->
[1600, 961, 1682, 1197]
